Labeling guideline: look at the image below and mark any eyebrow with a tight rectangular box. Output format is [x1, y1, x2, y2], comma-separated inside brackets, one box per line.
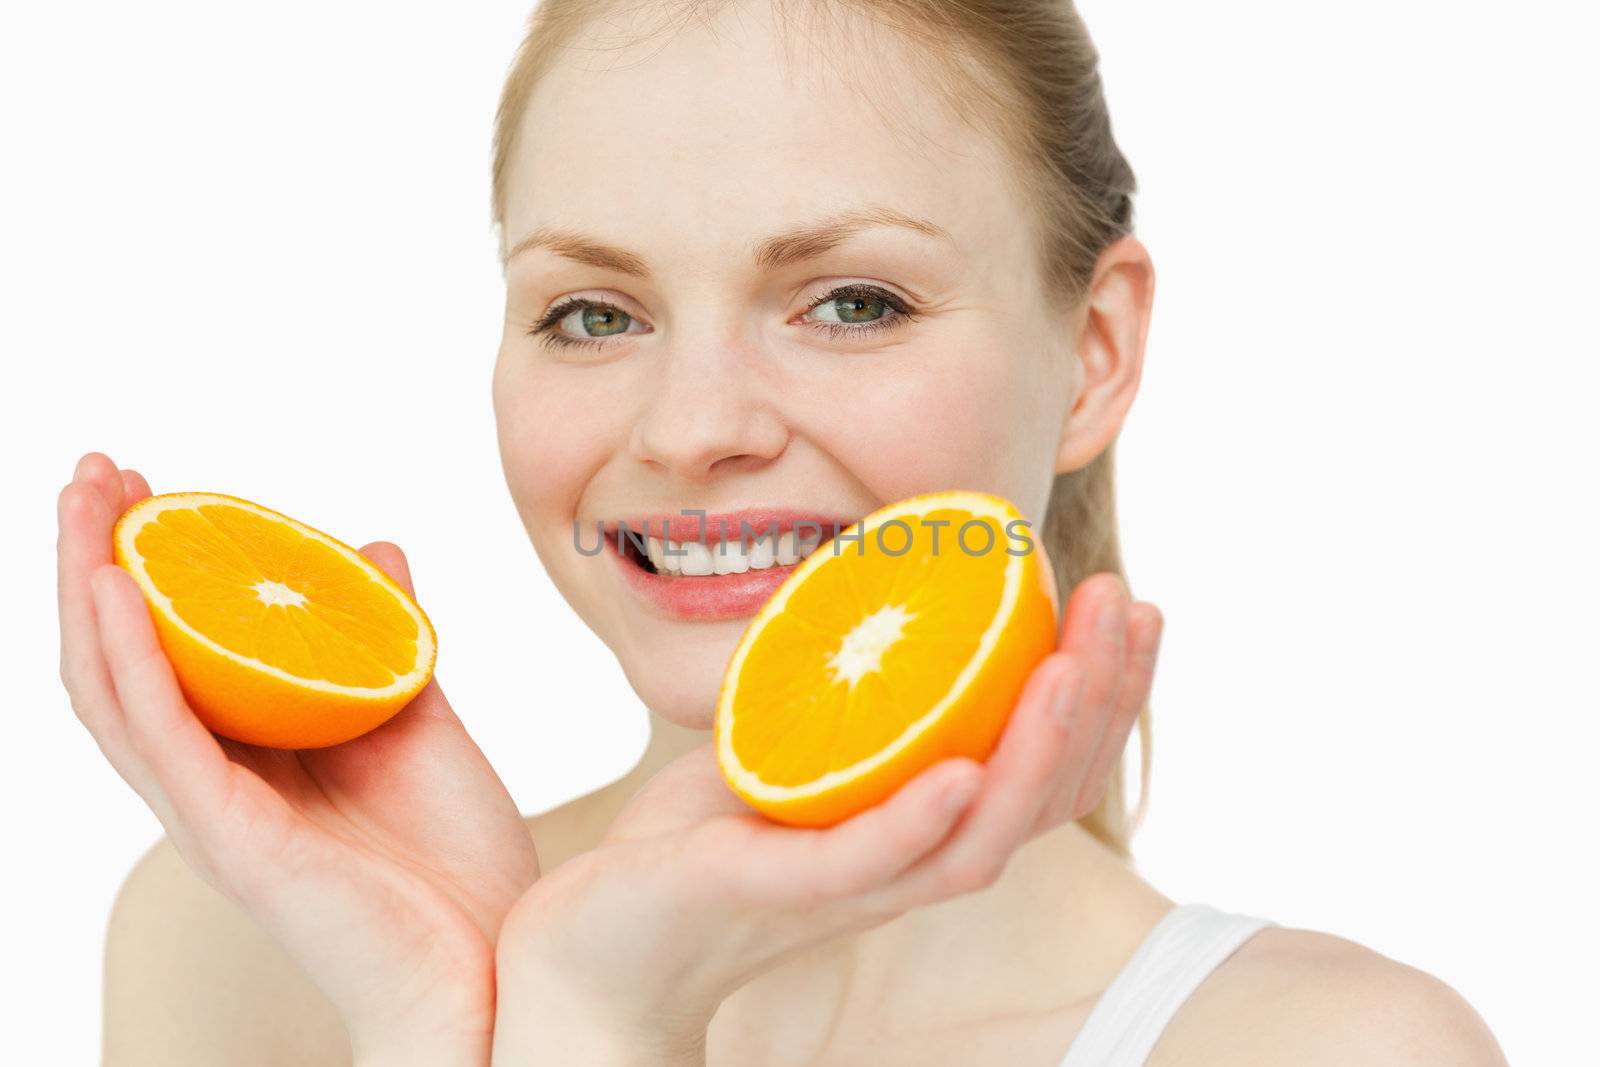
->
[505, 206, 952, 276]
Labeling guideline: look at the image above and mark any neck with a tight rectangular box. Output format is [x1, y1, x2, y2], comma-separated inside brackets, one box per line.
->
[629, 706, 710, 785]
[551, 707, 710, 846]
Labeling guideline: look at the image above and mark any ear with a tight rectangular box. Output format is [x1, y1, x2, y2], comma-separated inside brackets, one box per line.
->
[1055, 235, 1155, 473]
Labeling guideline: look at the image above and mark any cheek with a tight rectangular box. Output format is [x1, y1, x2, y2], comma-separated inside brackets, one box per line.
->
[492, 356, 620, 523]
[815, 348, 1054, 506]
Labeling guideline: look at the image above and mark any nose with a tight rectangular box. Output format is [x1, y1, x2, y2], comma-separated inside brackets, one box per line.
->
[628, 343, 790, 481]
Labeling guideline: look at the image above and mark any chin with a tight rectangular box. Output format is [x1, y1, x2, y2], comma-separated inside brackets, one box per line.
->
[613, 625, 747, 731]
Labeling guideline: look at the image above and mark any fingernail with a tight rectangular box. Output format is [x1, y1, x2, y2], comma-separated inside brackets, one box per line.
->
[1050, 665, 1078, 727]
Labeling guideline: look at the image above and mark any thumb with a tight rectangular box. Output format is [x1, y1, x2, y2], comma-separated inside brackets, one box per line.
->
[604, 744, 753, 844]
[355, 540, 461, 725]
[358, 540, 415, 598]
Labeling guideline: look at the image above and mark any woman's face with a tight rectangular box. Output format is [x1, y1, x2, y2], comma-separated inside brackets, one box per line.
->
[492, 2, 1080, 729]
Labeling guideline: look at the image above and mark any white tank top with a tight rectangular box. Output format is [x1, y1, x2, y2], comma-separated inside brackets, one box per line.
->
[1057, 903, 1276, 1067]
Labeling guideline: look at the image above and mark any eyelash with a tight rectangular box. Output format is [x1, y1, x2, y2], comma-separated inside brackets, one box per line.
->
[526, 283, 917, 352]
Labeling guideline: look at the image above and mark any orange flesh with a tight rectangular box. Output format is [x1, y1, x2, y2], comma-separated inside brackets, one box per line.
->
[729, 507, 1008, 786]
[134, 504, 419, 687]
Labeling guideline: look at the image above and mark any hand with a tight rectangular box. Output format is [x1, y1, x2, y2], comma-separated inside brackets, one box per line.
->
[490, 571, 1160, 1064]
[58, 452, 540, 1065]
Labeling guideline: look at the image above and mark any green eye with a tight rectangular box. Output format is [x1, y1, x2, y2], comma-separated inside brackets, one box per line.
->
[825, 294, 887, 324]
[573, 305, 630, 336]
[529, 297, 646, 351]
[800, 283, 916, 339]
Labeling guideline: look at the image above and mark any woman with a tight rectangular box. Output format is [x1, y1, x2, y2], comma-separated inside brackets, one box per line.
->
[61, 1, 1509, 1063]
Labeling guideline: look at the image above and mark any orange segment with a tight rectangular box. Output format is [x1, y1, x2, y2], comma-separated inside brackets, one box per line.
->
[715, 491, 1059, 827]
[114, 492, 437, 749]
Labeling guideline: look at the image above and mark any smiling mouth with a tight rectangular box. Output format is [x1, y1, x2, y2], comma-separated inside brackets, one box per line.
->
[618, 529, 837, 577]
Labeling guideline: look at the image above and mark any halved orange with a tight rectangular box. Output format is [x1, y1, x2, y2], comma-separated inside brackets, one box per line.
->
[112, 492, 436, 749]
[715, 490, 1059, 827]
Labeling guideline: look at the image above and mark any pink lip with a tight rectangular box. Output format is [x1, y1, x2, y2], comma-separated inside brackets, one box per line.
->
[602, 507, 856, 622]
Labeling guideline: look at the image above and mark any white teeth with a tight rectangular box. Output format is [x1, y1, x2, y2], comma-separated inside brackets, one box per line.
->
[748, 534, 776, 570]
[678, 540, 713, 576]
[713, 539, 751, 574]
[775, 531, 801, 565]
[640, 528, 824, 575]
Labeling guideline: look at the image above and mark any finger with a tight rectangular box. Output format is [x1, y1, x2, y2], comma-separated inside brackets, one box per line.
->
[57, 480, 120, 724]
[56, 480, 167, 803]
[855, 652, 1084, 914]
[1059, 574, 1130, 745]
[1034, 574, 1130, 813]
[120, 467, 153, 504]
[1067, 602, 1162, 821]
[366, 673, 459, 732]
[358, 541, 415, 598]
[1023, 575, 1131, 823]
[747, 756, 983, 907]
[74, 451, 128, 515]
[90, 564, 234, 829]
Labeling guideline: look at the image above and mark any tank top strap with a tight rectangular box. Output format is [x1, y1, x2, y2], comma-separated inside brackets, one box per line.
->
[1057, 902, 1276, 1067]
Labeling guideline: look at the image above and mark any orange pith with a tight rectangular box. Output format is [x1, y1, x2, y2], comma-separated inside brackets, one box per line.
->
[113, 492, 437, 749]
[714, 490, 1059, 827]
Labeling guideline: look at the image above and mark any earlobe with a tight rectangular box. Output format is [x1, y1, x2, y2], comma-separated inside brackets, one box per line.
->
[1054, 235, 1156, 474]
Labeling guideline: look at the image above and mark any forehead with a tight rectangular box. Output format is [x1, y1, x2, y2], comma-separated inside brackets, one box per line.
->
[501, 0, 1029, 274]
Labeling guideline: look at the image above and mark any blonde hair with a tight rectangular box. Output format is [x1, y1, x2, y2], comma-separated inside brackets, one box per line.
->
[489, 0, 1150, 857]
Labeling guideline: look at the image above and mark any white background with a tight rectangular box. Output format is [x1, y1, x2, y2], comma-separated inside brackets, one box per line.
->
[4, 1, 1596, 1062]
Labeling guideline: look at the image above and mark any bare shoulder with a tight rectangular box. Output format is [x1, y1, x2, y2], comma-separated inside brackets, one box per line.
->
[1149, 925, 1509, 1067]
[103, 836, 351, 1066]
